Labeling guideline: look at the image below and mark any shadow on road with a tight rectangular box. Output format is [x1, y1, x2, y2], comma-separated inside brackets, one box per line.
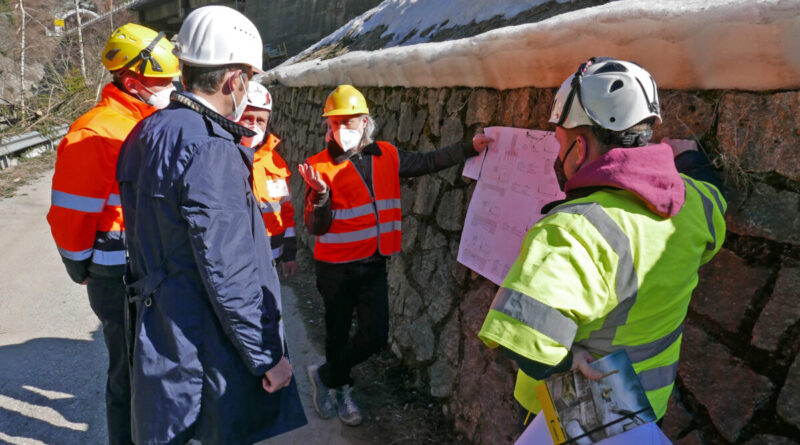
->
[0, 329, 108, 444]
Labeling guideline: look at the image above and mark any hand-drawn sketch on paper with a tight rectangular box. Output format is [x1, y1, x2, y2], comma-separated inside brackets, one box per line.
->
[458, 127, 565, 286]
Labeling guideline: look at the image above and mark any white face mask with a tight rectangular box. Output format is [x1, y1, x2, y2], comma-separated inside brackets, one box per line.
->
[227, 73, 248, 122]
[142, 84, 175, 110]
[334, 126, 363, 152]
[241, 125, 265, 148]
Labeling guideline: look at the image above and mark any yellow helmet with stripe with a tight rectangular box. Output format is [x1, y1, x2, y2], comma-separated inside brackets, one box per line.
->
[102, 23, 180, 78]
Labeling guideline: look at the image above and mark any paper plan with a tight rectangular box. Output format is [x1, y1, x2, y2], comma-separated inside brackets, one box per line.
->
[458, 126, 565, 286]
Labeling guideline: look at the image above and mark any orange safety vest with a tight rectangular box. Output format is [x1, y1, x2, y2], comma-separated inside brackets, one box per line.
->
[47, 83, 154, 277]
[306, 141, 402, 263]
[252, 133, 295, 238]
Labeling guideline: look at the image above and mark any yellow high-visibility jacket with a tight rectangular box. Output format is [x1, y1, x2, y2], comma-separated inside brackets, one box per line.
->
[479, 146, 726, 420]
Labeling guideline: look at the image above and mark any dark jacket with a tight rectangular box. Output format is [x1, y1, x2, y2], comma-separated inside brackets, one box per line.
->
[116, 93, 306, 445]
[304, 139, 475, 237]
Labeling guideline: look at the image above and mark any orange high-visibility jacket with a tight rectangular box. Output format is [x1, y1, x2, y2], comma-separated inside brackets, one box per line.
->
[306, 141, 402, 263]
[47, 83, 154, 282]
[252, 133, 296, 258]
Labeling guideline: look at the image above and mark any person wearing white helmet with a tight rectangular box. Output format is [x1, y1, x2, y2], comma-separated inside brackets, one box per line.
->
[116, 5, 306, 444]
[240, 81, 299, 277]
[477, 57, 727, 442]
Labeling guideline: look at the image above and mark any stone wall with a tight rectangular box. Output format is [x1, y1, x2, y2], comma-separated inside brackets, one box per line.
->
[268, 84, 800, 444]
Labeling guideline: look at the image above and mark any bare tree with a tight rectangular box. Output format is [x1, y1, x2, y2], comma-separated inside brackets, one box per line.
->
[18, 0, 26, 108]
[73, 0, 86, 82]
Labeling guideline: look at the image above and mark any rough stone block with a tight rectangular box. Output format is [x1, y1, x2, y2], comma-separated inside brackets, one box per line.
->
[425, 264, 456, 324]
[396, 102, 415, 143]
[691, 248, 770, 332]
[744, 435, 799, 445]
[451, 280, 516, 445]
[410, 249, 442, 287]
[428, 357, 457, 398]
[380, 112, 399, 142]
[717, 91, 800, 182]
[679, 324, 774, 442]
[654, 91, 716, 141]
[428, 89, 448, 137]
[529, 88, 556, 130]
[662, 393, 693, 441]
[421, 224, 449, 251]
[409, 314, 435, 362]
[446, 89, 470, 116]
[777, 353, 800, 429]
[417, 133, 436, 153]
[412, 175, 441, 216]
[441, 116, 465, 146]
[439, 312, 461, 365]
[400, 184, 415, 214]
[435, 163, 459, 188]
[436, 189, 465, 231]
[386, 89, 403, 111]
[752, 266, 800, 351]
[401, 216, 419, 253]
[411, 109, 428, 146]
[675, 431, 704, 445]
[726, 182, 800, 245]
[466, 89, 499, 126]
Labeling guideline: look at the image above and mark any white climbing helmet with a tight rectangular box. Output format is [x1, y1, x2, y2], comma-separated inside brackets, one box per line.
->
[549, 57, 661, 132]
[175, 5, 263, 72]
[246, 81, 273, 111]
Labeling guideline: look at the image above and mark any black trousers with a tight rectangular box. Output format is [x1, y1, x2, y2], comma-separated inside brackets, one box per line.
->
[87, 276, 133, 445]
[315, 259, 389, 388]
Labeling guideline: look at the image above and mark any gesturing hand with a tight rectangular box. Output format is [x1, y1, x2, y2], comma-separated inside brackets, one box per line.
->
[262, 356, 293, 393]
[472, 133, 494, 152]
[282, 260, 298, 278]
[570, 344, 603, 380]
[298, 163, 328, 193]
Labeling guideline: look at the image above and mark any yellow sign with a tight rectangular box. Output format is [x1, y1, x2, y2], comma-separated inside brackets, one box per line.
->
[54, 18, 65, 27]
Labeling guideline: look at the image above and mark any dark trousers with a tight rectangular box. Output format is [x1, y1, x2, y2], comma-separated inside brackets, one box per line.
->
[315, 259, 389, 388]
[87, 276, 133, 445]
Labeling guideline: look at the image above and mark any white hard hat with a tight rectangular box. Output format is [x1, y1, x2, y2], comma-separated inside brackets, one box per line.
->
[549, 57, 661, 132]
[175, 5, 263, 72]
[246, 82, 272, 111]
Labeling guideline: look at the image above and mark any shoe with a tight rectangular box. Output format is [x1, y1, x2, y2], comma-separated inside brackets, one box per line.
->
[306, 364, 336, 419]
[335, 384, 363, 426]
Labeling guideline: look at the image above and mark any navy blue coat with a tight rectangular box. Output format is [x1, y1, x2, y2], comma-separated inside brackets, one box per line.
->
[117, 94, 306, 444]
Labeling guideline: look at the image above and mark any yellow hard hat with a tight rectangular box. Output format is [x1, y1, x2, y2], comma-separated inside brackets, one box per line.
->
[322, 84, 369, 117]
[102, 23, 180, 78]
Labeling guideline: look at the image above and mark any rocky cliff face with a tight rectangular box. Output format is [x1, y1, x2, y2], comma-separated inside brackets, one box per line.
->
[268, 84, 800, 444]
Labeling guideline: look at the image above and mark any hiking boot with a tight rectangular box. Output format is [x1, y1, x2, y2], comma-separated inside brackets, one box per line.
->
[335, 384, 363, 426]
[306, 364, 336, 419]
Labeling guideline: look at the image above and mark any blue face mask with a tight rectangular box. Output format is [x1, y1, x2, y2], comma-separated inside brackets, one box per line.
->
[553, 139, 576, 191]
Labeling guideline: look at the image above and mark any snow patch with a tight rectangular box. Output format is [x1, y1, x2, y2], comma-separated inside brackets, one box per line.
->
[266, 0, 800, 91]
[302, 0, 575, 52]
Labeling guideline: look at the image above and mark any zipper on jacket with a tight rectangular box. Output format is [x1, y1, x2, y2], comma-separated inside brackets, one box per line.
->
[349, 153, 381, 248]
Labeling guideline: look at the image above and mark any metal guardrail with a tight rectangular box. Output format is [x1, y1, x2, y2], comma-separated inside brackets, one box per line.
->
[0, 124, 69, 169]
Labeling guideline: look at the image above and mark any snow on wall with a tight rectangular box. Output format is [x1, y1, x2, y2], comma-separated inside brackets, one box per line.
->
[265, 0, 800, 91]
[294, 0, 576, 54]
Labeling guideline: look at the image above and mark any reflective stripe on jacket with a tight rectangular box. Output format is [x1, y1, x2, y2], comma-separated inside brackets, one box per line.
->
[307, 141, 402, 263]
[479, 174, 727, 420]
[252, 133, 295, 238]
[47, 83, 154, 280]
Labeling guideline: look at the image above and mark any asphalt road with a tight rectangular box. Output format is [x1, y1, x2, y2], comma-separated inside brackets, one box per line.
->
[0, 172, 370, 445]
